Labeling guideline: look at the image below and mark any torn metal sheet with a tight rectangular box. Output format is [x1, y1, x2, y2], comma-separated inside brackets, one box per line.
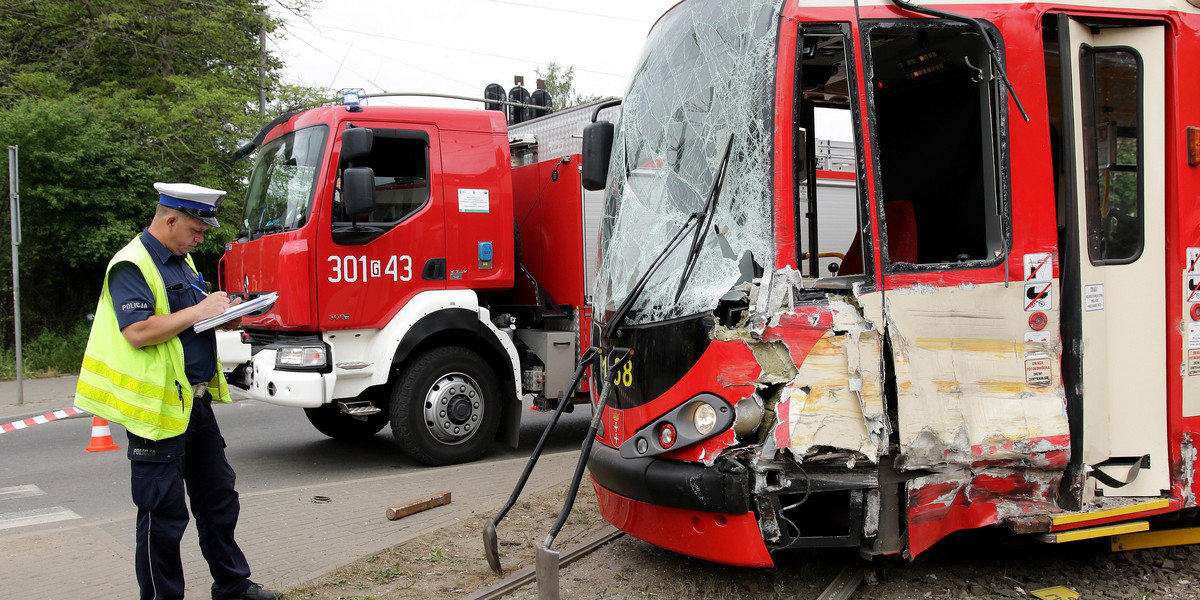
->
[907, 467, 1061, 557]
[714, 294, 889, 463]
[885, 282, 1070, 471]
[1180, 434, 1197, 508]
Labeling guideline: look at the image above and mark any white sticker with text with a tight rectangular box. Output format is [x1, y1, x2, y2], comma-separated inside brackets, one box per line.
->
[458, 189, 490, 213]
[1084, 284, 1104, 312]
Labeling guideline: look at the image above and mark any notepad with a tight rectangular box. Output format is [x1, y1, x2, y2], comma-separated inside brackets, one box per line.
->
[193, 292, 278, 333]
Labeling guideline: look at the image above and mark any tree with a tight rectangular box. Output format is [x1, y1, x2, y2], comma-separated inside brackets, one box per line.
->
[536, 62, 603, 111]
[0, 0, 320, 343]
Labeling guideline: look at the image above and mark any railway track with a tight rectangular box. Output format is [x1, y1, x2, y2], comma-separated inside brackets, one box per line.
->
[464, 526, 869, 600]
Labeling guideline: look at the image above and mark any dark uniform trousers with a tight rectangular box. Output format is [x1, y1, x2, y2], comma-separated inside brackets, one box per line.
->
[127, 391, 252, 600]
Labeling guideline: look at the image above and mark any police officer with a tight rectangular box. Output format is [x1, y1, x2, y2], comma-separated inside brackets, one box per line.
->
[75, 183, 282, 600]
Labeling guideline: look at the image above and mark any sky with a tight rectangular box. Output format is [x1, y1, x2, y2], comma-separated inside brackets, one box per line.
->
[270, 0, 682, 109]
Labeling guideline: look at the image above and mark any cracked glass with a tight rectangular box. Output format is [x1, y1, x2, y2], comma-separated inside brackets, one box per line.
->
[594, 0, 780, 326]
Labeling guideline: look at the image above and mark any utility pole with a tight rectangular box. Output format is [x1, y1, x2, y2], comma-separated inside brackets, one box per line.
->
[259, 9, 267, 115]
[8, 145, 23, 406]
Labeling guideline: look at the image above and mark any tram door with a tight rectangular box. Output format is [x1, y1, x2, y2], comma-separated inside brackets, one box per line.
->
[1059, 16, 1168, 498]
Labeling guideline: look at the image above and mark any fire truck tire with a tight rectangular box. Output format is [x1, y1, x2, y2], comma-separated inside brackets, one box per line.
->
[390, 346, 501, 466]
[303, 403, 389, 440]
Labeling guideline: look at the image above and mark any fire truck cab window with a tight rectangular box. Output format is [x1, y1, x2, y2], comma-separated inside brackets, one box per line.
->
[1081, 47, 1143, 264]
[243, 125, 328, 239]
[333, 129, 431, 231]
[865, 22, 1009, 268]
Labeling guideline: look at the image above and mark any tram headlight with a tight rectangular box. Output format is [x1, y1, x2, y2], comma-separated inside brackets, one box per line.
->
[693, 402, 717, 435]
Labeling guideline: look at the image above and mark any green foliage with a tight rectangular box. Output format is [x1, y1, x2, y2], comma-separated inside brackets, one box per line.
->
[536, 62, 603, 110]
[0, 321, 90, 379]
[0, 0, 321, 348]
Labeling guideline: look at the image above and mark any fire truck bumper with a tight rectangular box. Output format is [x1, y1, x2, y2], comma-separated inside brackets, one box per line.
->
[245, 348, 330, 408]
[587, 442, 773, 567]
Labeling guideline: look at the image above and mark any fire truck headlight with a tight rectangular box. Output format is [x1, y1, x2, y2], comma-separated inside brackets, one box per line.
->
[276, 346, 327, 369]
[693, 402, 717, 435]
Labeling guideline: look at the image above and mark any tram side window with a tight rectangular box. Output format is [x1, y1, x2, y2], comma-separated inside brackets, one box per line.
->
[334, 130, 431, 229]
[1081, 47, 1143, 264]
[795, 25, 865, 279]
[867, 22, 1008, 267]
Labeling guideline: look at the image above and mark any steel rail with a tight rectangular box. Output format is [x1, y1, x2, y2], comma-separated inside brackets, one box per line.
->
[466, 528, 624, 600]
[815, 559, 870, 600]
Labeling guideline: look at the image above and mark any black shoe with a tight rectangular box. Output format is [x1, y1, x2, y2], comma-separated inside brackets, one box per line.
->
[230, 582, 283, 600]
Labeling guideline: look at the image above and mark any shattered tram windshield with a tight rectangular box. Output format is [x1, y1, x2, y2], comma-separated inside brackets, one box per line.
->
[242, 125, 328, 237]
[595, 0, 779, 327]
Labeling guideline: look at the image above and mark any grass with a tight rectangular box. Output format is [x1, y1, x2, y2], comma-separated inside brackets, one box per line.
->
[0, 321, 89, 380]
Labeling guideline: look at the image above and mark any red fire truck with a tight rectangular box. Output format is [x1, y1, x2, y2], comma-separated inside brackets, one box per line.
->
[580, 0, 1200, 567]
[218, 98, 614, 466]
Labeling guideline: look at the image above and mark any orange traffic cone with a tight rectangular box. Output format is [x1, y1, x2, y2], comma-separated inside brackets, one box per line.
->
[84, 417, 120, 453]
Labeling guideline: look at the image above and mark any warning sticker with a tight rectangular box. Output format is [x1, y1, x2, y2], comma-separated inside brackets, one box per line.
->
[1190, 349, 1200, 377]
[457, 188, 490, 213]
[1190, 322, 1200, 350]
[1024, 282, 1053, 311]
[1084, 284, 1104, 312]
[1026, 357, 1053, 387]
[1188, 274, 1200, 304]
[1023, 253, 1053, 283]
[1024, 331, 1051, 345]
[1187, 247, 1200, 275]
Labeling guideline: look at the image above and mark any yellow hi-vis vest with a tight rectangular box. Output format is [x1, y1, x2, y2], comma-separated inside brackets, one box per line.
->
[74, 235, 231, 441]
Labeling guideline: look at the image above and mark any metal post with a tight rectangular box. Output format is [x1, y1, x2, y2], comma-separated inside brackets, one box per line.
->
[258, 10, 267, 116]
[8, 145, 22, 406]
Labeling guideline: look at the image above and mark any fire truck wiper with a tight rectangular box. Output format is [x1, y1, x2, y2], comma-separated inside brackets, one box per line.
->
[674, 134, 735, 303]
[888, 0, 1030, 122]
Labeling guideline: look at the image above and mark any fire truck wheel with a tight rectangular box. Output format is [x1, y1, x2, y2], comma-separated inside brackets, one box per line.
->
[391, 346, 501, 466]
[303, 403, 389, 440]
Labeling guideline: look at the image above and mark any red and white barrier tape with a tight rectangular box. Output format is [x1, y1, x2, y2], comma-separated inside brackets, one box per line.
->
[0, 407, 84, 434]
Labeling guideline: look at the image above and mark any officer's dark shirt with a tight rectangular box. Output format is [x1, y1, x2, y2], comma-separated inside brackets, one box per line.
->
[108, 229, 217, 385]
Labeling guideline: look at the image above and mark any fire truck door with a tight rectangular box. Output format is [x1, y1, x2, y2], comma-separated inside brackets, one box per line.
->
[1059, 17, 1168, 498]
[319, 125, 445, 329]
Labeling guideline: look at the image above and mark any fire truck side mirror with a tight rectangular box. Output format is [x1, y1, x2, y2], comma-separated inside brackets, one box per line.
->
[341, 166, 376, 220]
[581, 120, 614, 191]
[341, 128, 374, 165]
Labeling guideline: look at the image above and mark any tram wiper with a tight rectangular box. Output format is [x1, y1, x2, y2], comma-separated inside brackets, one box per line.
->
[889, 0, 1030, 122]
[674, 134, 735, 303]
[604, 210, 701, 339]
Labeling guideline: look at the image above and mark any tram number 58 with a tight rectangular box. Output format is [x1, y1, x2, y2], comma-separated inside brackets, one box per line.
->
[327, 255, 412, 283]
[604, 355, 634, 388]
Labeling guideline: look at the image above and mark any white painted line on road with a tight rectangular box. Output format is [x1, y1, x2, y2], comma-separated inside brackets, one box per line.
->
[0, 506, 82, 531]
[0, 484, 46, 500]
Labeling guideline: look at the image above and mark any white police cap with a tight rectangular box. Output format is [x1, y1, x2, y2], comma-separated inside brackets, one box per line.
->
[154, 182, 226, 228]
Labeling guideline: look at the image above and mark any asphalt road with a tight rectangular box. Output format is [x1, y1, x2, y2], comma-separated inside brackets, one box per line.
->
[0, 395, 592, 597]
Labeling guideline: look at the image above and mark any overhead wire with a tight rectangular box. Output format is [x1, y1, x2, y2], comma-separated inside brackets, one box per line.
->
[2, 0, 662, 100]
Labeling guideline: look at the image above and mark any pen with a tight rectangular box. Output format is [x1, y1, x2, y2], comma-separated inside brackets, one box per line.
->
[191, 283, 209, 297]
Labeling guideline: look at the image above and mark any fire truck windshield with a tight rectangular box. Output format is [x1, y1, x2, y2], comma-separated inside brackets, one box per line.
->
[241, 125, 329, 239]
[595, 0, 780, 327]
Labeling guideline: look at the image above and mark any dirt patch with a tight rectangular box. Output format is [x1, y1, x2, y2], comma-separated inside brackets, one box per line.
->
[284, 480, 612, 600]
[285, 482, 1200, 600]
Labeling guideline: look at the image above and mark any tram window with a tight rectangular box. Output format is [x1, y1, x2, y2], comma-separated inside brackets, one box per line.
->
[866, 22, 1009, 268]
[795, 25, 865, 279]
[1080, 47, 1143, 264]
[333, 129, 430, 230]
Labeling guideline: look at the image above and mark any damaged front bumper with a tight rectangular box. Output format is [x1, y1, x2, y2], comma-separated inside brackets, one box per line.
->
[588, 442, 773, 567]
